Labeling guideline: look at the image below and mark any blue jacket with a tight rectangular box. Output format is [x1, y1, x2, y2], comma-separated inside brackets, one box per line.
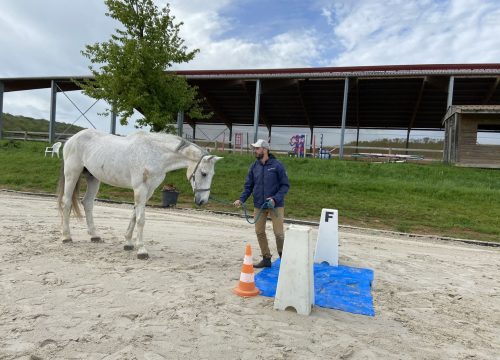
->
[239, 154, 290, 208]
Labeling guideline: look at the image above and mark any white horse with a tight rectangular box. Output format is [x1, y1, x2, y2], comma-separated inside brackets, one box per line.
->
[57, 129, 222, 259]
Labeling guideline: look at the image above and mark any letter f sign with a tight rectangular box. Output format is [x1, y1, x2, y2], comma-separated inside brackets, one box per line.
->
[324, 211, 334, 222]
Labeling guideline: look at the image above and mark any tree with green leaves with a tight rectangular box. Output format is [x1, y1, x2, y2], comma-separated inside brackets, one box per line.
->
[77, 0, 205, 132]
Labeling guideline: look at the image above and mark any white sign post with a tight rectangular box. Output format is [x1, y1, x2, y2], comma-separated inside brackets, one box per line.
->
[314, 209, 339, 266]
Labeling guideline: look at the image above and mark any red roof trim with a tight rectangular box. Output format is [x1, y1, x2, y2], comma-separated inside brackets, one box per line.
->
[174, 63, 500, 76]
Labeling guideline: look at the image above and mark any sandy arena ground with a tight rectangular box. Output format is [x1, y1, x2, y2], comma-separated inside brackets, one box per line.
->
[0, 191, 499, 360]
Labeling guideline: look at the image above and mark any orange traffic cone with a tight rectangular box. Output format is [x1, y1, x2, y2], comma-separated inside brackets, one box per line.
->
[233, 244, 261, 297]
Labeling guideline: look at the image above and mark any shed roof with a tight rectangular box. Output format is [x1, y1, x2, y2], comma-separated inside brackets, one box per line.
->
[443, 105, 500, 123]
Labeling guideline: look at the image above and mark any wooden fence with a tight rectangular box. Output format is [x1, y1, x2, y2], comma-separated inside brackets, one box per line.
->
[2, 132, 445, 161]
[342, 145, 443, 160]
[202, 142, 444, 161]
[2, 131, 74, 142]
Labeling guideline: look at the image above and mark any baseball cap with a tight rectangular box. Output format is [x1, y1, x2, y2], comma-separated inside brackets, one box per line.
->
[251, 139, 270, 149]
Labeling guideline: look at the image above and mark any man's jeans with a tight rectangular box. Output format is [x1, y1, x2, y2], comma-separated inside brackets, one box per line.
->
[253, 207, 285, 258]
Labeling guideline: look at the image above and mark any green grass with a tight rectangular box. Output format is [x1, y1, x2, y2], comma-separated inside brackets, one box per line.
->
[1, 140, 499, 242]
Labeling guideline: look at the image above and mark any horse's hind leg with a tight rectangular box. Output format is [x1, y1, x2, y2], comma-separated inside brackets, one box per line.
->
[61, 166, 83, 243]
[82, 171, 102, 243]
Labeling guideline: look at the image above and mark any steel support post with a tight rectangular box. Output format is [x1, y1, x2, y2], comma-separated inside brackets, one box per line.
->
[339, 77, 349, 160]
[0, 81, 4, 140]
[310, 128, 314, 152]
[49, 80, 57, 144]
[447, 76, 454, 109]
[252, 79, 261, 143]
[444, 77, 455, 162]
[110, 110, 117, 134]
[177, 111, 184, 137]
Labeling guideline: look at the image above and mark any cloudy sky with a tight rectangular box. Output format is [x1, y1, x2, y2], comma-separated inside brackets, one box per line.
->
[2, 0, 500, 142]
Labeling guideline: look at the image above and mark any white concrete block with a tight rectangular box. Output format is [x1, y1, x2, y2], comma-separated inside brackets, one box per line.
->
[314, 209, 339, 266]
[273, 224, 314, 316]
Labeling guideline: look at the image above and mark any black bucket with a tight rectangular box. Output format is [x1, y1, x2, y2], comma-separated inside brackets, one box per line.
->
[161, 190, 179, 207]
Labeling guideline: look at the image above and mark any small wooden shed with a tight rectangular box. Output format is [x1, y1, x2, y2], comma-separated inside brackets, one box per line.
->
[443, 105, 500, 168]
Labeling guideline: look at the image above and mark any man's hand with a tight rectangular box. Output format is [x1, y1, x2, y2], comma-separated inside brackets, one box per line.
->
[233, 199, 242, 207]
[266, 198, 275, 208]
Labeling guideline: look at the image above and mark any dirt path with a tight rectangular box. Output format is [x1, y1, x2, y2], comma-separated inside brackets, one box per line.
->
[0, 191, 499, 359]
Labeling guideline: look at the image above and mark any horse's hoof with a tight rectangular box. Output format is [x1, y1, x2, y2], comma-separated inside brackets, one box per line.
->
[124, 245, 134, 251]
[91, 237, 103, 243]
[137, 253, 149, 260]
[62, 238, 72, 243]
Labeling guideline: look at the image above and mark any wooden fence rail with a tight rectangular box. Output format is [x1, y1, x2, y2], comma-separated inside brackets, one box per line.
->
[2, 131, 74, 142]
[342, 145, 443, 154]
[2, 132, 445, 161]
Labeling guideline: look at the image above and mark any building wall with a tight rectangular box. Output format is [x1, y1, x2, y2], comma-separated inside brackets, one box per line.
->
[443, 113, 458, 163]
[457, 114, 500, 168]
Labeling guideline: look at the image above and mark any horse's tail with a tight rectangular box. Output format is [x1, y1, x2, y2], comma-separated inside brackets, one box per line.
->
[57, 160, 83, 219]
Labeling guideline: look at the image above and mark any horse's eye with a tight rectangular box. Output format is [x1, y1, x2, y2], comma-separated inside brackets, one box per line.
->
[201, 172, 207, 177]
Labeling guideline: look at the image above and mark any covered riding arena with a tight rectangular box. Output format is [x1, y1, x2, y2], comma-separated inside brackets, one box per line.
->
[1, 63, 500, 162]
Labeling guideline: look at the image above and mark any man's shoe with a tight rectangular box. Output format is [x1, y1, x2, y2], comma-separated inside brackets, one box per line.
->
[254, 257, 272, 268]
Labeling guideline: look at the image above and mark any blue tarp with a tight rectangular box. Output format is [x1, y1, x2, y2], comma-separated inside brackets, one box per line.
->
[254, 259, 375, 316]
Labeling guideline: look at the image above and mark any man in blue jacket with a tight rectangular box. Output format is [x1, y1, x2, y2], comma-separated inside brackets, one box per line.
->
[233, 139, 290, 268]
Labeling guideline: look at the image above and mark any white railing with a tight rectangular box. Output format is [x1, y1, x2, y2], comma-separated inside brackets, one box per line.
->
[197, 141, 443, 158]
[342, 145, 443, 154]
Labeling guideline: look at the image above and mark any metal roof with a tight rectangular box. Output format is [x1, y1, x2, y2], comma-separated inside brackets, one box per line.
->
[2, 63, 500, 131]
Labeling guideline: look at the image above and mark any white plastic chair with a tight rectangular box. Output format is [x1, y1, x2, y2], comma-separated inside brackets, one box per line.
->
[44, 142, 62, 158]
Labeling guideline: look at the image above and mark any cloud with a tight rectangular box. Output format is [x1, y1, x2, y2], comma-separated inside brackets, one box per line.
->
[3, 0, 500, 76]
[168, 0, 325, 69]
[2, 0, 500, 135]
[1, 0, 327, 75]
[179, 30, 323, 70]
[321, 0, 500, 65]
[0, 0, 115, 77]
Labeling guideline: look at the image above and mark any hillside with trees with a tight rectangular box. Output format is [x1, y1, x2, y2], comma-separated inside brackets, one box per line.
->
[1, 113, 86, 134]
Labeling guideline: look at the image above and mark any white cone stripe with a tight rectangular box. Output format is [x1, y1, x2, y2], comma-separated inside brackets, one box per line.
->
[243, 255, 253, 265]
[239, 272, 255, 283]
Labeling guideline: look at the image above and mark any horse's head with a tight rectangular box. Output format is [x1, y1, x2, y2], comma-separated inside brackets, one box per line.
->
[187, 155, 223, 205]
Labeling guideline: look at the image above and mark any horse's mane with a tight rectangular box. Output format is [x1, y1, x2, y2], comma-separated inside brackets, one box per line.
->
[129, 131, 208, 157]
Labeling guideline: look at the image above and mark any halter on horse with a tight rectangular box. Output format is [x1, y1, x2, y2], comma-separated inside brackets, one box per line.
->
[57, 129, 222, 259]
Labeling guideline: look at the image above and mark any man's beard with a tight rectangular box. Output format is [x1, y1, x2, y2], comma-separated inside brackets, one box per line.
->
[255, 153, 264, 160]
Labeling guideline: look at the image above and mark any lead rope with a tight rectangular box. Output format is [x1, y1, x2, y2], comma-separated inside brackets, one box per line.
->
[209, 196, 279, 224]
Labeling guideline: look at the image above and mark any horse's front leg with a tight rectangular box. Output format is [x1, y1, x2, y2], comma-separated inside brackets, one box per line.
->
[133, 184, 152, 260]
[82, 173, 102, 242]
[134, 202, 148, 259]
[132, 177, 162, 259]
[123, 207, 136, 250]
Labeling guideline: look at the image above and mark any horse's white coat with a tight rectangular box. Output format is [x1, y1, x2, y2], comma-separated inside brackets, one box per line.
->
[58, 129, 222, 259]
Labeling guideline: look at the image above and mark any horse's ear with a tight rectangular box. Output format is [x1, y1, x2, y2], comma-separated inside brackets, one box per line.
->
[213, 156, 223, 162]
